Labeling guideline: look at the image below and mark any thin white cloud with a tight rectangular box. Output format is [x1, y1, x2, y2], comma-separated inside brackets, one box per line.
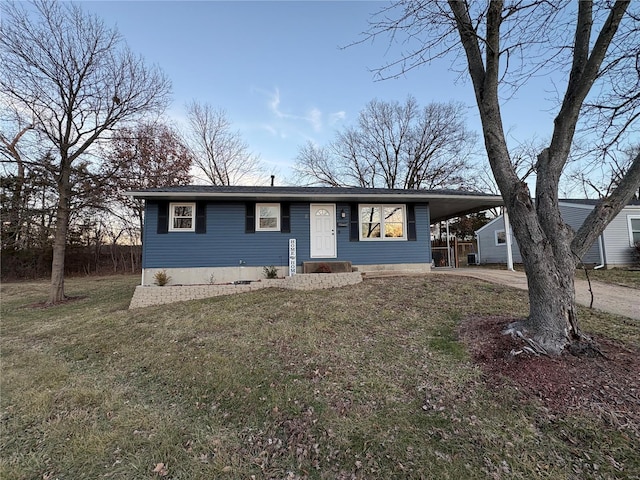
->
[258, 123, 278, 136]
[308, 108, 322, 132]
[329, 111, 346, 125]
[268, 87, 285, 118]
[258, 86, 328, 132]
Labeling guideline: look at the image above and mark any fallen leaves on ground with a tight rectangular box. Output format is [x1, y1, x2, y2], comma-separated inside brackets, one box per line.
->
[152, 462, 168, 476]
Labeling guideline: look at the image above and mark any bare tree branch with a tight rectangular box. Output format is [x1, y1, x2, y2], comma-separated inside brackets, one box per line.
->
[185, 101, 264, 186]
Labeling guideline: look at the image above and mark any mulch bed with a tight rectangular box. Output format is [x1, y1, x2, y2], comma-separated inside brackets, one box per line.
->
[459, 316, 640, 436]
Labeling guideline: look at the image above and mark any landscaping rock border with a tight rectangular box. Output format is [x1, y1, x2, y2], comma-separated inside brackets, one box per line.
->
[129, 272, 363, 309]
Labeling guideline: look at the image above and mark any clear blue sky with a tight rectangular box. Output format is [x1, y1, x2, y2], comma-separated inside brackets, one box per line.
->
[81, 1, 558, 184]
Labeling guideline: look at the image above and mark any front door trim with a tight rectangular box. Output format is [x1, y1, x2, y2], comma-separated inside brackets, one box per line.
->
[310, 203, 337, 258]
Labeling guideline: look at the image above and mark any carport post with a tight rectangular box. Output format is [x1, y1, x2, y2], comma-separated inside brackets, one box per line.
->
[446, 219, 452, 268]
[504, 208, 514, 271]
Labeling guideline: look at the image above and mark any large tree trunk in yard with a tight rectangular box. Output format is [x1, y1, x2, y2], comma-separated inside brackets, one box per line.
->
[512, 252, 580, 356]
[48, 166, 72, 304]
[499, 181, 584, 356]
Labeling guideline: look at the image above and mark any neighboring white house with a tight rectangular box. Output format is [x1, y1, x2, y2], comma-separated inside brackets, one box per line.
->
[475, 200, 640, 268]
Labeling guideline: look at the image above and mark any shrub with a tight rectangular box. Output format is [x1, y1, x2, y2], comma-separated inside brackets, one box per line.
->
[263, 265, 279, 279]
[154, 270, 171, 286]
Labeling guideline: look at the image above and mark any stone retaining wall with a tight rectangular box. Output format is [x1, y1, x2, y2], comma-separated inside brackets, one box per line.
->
[129, 272, 363, 309]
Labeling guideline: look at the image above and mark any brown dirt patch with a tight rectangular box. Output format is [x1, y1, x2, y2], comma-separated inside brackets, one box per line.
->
[459, 316, 640, 436]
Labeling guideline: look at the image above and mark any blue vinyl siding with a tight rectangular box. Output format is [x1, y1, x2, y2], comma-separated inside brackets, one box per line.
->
[335, 202, 431, 265]
[143, 201, 431, 268]
[144, 202, 297, 268]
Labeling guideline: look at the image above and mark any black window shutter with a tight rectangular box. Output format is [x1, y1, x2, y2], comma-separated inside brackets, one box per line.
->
[349, 203, 359, 241]
[407, 204, 417, 241]
[195, 201, 206, 234]
[245, 203, 255, 233]
[157, 201, 169, 234]
[281, 203, 291, 233]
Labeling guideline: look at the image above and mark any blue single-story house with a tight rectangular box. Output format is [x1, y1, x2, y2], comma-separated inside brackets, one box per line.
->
[475, 199, 640, 268]
[126, 186, 504, 285]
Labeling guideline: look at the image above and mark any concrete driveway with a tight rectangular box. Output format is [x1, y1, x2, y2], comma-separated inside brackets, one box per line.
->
[435, 268, 640, 321]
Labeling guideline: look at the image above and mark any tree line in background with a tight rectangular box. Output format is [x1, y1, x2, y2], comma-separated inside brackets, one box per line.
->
[0, 108, 259, 281]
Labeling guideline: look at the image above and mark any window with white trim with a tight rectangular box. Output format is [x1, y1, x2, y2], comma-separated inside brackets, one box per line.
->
[628, 215, 640, 245]
[495, 229, 506, 246]
[359, 204, 406, 240]
[256, 203, 280, 231]
[169, 202, 195, 232]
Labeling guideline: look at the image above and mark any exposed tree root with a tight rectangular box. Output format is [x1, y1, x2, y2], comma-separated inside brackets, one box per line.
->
[502, 321, 607, 358]
[567, 328, 608, 358]
[502, 322, 550, 356]
[568, 336, 608, 359]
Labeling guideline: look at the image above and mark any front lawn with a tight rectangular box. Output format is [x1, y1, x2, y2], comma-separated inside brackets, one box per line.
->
[575, 267, 640, 289]
[1, 274, 638, 479]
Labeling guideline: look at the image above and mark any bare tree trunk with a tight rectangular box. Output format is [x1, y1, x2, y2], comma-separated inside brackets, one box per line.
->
[1, 125, 32, 249]
[523, 261, 579, 354]
[511, 233, 580, 354]
[7, 160, 26, 248]
[48, 166, 71, 304]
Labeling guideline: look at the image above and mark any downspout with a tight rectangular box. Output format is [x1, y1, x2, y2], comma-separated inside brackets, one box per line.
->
[504, 208, 514, 271]
[476, 232, 481, 265]
[594, 234, 605, 270]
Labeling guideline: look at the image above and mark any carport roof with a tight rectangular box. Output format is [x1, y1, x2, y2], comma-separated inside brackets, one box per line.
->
[125, 186, 504, 223]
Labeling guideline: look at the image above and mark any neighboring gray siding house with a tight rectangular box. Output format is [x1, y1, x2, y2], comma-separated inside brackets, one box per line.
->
[127, 186, 503, 285]
[476, 200, 640, 268]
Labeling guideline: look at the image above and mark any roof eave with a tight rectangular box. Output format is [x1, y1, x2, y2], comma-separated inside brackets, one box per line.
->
[124, 190, 503, 203]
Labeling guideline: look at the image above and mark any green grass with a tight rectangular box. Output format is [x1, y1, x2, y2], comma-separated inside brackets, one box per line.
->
[575, 267, 640, 289]
[1, 274, 638, 479]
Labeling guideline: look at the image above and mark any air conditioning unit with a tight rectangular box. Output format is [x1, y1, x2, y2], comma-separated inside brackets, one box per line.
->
[467, 253, 479, 265]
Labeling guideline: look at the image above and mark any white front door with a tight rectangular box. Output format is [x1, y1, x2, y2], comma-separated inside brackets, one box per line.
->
[310, 204, 336, 258]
